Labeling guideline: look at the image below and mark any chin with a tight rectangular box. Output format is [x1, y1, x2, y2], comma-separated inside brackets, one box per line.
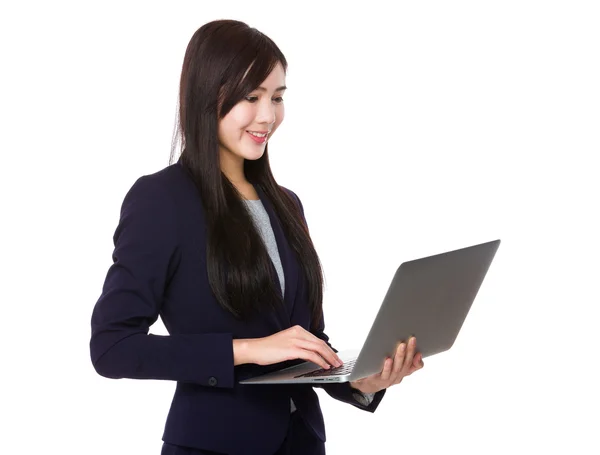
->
[241, 150, 266, 161]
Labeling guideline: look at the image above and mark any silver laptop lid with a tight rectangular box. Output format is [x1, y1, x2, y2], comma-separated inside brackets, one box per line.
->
[349, 239, 500, 381]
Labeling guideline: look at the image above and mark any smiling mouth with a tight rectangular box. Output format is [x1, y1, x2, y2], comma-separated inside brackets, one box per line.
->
[247, 131, 269, 138]
[246, 131, 268, 144]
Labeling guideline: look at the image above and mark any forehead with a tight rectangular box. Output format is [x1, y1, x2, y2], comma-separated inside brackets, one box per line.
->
[256, 62, 286, 90]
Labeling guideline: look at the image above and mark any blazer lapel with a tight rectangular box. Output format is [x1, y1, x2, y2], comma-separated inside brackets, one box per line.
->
[255, 184, 298, 322]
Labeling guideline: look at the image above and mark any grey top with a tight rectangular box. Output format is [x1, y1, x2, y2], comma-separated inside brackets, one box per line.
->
[243, 197, 375, 411]
[244, 199, 285, 295]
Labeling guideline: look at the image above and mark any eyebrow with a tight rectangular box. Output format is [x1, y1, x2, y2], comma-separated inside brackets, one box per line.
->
[255, 85, 287, 92]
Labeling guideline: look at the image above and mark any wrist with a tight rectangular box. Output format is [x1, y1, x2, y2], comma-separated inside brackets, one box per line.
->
[233, 338, 253, 365]
[349, 381, 363, 393]
[350, 381, 376, 395]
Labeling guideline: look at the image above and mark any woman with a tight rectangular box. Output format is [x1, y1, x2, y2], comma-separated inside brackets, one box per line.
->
[90, 19, 424, 455]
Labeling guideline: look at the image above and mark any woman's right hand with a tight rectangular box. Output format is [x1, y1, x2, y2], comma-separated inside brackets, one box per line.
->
[233, 325, 343, 369]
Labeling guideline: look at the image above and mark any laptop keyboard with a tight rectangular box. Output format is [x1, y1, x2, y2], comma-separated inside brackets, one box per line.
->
[295, 358, 356, 378]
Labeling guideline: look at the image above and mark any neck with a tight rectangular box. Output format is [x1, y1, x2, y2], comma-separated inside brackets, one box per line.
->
[220, 149, 247, 185]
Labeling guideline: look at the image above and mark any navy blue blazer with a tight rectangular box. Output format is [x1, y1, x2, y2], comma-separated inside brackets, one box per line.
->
[90, 159, 385, 454]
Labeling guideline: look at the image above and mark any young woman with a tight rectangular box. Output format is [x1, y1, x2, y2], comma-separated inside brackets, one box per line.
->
[90, 19, 424, 455]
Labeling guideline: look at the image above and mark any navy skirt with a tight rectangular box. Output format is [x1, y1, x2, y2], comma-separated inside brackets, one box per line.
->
[160, 411, 325, 455]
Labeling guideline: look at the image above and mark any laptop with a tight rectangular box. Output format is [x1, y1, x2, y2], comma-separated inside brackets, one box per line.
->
[239, 239, 500, 385]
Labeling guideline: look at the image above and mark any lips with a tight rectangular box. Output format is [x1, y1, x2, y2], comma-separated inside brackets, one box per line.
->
[246, 131, 267, 144]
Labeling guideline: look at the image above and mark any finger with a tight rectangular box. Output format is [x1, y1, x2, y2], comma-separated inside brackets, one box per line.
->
[296, 339, 340, 368]
[413, 352, 422, 368]
[403, 337, 417, 372]
[408, 361, 424, 375]
[390, 342, 406, 383]
[305, 338, 341, 367]
[408, 356, 424, 375]
[316, 340, 343, 368]
[380, 357, 393, 381]
[294, 348, 331, 370]
[294, 326, 343, 366]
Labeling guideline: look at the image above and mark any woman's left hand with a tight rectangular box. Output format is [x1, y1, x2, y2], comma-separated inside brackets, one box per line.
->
[349, 336, 424, 394]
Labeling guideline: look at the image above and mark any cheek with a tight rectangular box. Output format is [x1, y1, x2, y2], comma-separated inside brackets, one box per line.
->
[218, 108, 253, 143]
[274, 105, 285, 129]
[218, 119, 235, 144]
[229, 105, 255, 130]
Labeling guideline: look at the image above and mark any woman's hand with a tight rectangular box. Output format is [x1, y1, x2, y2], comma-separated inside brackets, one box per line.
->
[233, 325, 343, 370]
[349, 336, 424, 394]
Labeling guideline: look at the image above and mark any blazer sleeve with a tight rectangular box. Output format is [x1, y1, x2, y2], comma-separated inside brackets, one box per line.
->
[89, 176, 234, 388]
[283, 187, 386, 412]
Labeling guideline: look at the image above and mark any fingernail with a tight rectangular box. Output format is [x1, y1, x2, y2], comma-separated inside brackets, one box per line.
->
[410, 337, 416, 345]
[400, 343, 406, 351]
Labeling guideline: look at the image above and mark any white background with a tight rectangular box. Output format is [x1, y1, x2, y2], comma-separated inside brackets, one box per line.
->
[1, 1, 599, 454]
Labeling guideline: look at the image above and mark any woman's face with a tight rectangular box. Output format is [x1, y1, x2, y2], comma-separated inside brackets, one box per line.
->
[218, 62, 286, 166]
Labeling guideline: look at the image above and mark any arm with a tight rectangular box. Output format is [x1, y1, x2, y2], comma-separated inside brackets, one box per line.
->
[89, 176, 234, 388]
[283, 187, 386, 412]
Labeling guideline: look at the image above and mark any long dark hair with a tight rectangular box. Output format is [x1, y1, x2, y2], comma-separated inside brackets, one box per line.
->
[169, 20, 324, 329]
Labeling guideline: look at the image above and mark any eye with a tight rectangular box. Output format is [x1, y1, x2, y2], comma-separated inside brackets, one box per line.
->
[244, 95, 284, 104]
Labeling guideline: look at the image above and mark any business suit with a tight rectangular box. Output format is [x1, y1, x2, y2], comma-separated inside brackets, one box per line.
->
[90, 158, 385, 454]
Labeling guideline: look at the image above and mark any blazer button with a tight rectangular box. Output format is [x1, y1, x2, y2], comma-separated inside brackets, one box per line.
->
[208, 376, 218, 386]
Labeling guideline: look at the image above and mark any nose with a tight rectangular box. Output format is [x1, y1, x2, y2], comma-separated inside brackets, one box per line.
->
[256, 99, 276, 126]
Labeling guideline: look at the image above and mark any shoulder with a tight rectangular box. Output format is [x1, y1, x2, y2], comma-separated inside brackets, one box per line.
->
[122, 160, 193, 203]
[280, 186, 304, 213]
[127, 162, 185, 196]
[119, 162, 188, 222]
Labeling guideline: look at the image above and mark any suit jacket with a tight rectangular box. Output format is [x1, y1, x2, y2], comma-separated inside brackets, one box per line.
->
[90, 159, 385, 455]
